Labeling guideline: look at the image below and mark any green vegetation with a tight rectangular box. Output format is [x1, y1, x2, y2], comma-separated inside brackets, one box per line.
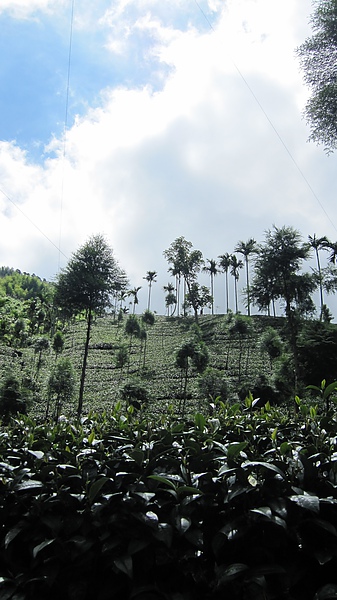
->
[297, 0, 337, 152]
[2, 402, 337, 599]
[3, 228, 337, 598]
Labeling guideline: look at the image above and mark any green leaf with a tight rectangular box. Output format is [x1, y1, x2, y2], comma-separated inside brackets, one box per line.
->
[88, 476, 109, 504]
[227, 442, 248, 460]
[174, 516, 191, 534]
[242, 461, 285, 478]
[280, 441, 291, 456]
[27, 450, 45, 460]
[14, 479, 44, 491]
[129, 449, 145, 466]
[219, 563, 249, 582]
[88, 430, 95, 445]
[147, 475, 177, 490]
[271, 427, 278, 442]
[176, 485, 203, 497]
[114, 554, 133, 578]
[323, 381, 337, 399]
[5, 525, 23, 549]
[32, 539, 55, 559]
[194, 412, 206, 431]
[288, 494, 320, 513]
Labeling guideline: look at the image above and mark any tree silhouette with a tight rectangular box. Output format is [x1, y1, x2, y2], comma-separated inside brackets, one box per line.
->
[203, 259, 218, 314]
[54, 234, 125, 417]
[128, 286, 142, 314]
[218, 253, 232, 314]
[230, 255, 243, 314]
[296, 0, 337, 152]
[163, 282, 176, 316]
[143, 271, 157, 311]
[164, 237, 204, 321]
[251, 225, 315, 394]
[234, 238, 258, 316]
[308, 234, 330, 320]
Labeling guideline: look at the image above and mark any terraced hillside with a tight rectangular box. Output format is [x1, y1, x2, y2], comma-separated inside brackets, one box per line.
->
[0, 312, 288, 419]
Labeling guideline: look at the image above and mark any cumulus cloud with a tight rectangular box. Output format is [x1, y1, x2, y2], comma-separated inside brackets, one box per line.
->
[1, 0, 337, 315]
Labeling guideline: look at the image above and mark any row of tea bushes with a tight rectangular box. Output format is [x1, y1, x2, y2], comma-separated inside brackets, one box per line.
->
[1, 401, 337, 599]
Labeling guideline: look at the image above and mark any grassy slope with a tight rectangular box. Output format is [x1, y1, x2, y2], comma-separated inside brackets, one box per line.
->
[0, 311, 292, 418]
[30, 313, 285, 417]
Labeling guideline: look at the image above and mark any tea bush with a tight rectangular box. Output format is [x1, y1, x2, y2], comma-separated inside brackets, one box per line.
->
[2, 399, 337, 599]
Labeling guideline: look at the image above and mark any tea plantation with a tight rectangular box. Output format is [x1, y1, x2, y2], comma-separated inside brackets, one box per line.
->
[2, 313, 337, 599]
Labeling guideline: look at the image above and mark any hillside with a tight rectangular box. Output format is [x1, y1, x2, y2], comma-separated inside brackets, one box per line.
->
[0, 311, 291, 419]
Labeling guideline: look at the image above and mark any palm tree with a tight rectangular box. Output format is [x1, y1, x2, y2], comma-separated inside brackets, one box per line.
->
[163, 282, 176, 316]
[230, 255, 243, 313]
[203, 259, 218, 314]
[143, 271, 157, 311]
[218, 253, 232, 314]
[328, 241, 337, 264]
[234, 238, 258, 316]
[128, 286, 142, 314]
[308, 234, 330, 320]
[168, 265, 181, 316]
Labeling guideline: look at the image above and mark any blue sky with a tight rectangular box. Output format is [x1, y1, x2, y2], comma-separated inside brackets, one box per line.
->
[1, 0, 337, 317]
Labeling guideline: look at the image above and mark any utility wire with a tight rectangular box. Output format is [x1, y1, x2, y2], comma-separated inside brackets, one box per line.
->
[58, 0, 75, 269]
[194, 0, 337, 234]
[0, 187, 68, 259]
[0, 0, 74, 267]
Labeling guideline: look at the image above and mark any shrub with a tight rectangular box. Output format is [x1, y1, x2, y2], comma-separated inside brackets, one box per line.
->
[0, 373, 26, 421]
[120, 379, 150, 408]
[198, 367, 228, 402]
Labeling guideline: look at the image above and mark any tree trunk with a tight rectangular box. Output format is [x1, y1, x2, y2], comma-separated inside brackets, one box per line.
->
[77, 308, 92, 418]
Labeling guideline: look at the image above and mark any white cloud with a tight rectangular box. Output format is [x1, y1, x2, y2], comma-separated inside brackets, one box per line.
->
[0, 0, 67, 19]
[1, 0, 337, 315]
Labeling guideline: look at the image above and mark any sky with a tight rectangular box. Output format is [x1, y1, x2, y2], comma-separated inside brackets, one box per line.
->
[1, 0, 337, 316]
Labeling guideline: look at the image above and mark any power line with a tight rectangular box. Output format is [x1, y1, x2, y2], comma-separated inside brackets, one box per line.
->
[0, 187, 68, 259]
[0, 0, 75, 268]
[194, 0, 337, 234]
[58, 0, 75, 269]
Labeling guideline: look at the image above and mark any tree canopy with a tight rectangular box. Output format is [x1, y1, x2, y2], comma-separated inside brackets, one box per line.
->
[54, 234, 127, 416]
[297, 0, 337, 152]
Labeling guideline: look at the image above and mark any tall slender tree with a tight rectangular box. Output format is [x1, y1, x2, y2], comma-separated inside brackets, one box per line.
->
[308, 234, 330, 320]
[164, 237, 204, 321]
[143, 271, 157, 311]
[163, 282, 176, 316]
[250, 225, 315, 393]
[54, 234, 126, 417]
[234, 238, 258, 316]
[203, 259, 218, 314]
[218, 253, 232, 313]
[230, 255, 243, 314]
[128, 286, 142, 314]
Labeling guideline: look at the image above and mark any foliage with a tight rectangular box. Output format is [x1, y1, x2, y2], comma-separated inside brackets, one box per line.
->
[120, 379, 151, 408]
[297, 320, 337, 386]
[52, 331, 64, 356]
[198, 366, 228, 402]
[142, 309, 155, 327]
[296, 0, 337, 152]
[115, 344, 129, 370]
[0, 373, 26, 422]
[47, 357, 75, 420]
[54, 234, 127, 417]
[2, 405, 337, 598]
[185, 283, 212, 318]
[259, 327, 283, 364]
[0, 267, 53, 302]
[164, 237, 204, 320]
